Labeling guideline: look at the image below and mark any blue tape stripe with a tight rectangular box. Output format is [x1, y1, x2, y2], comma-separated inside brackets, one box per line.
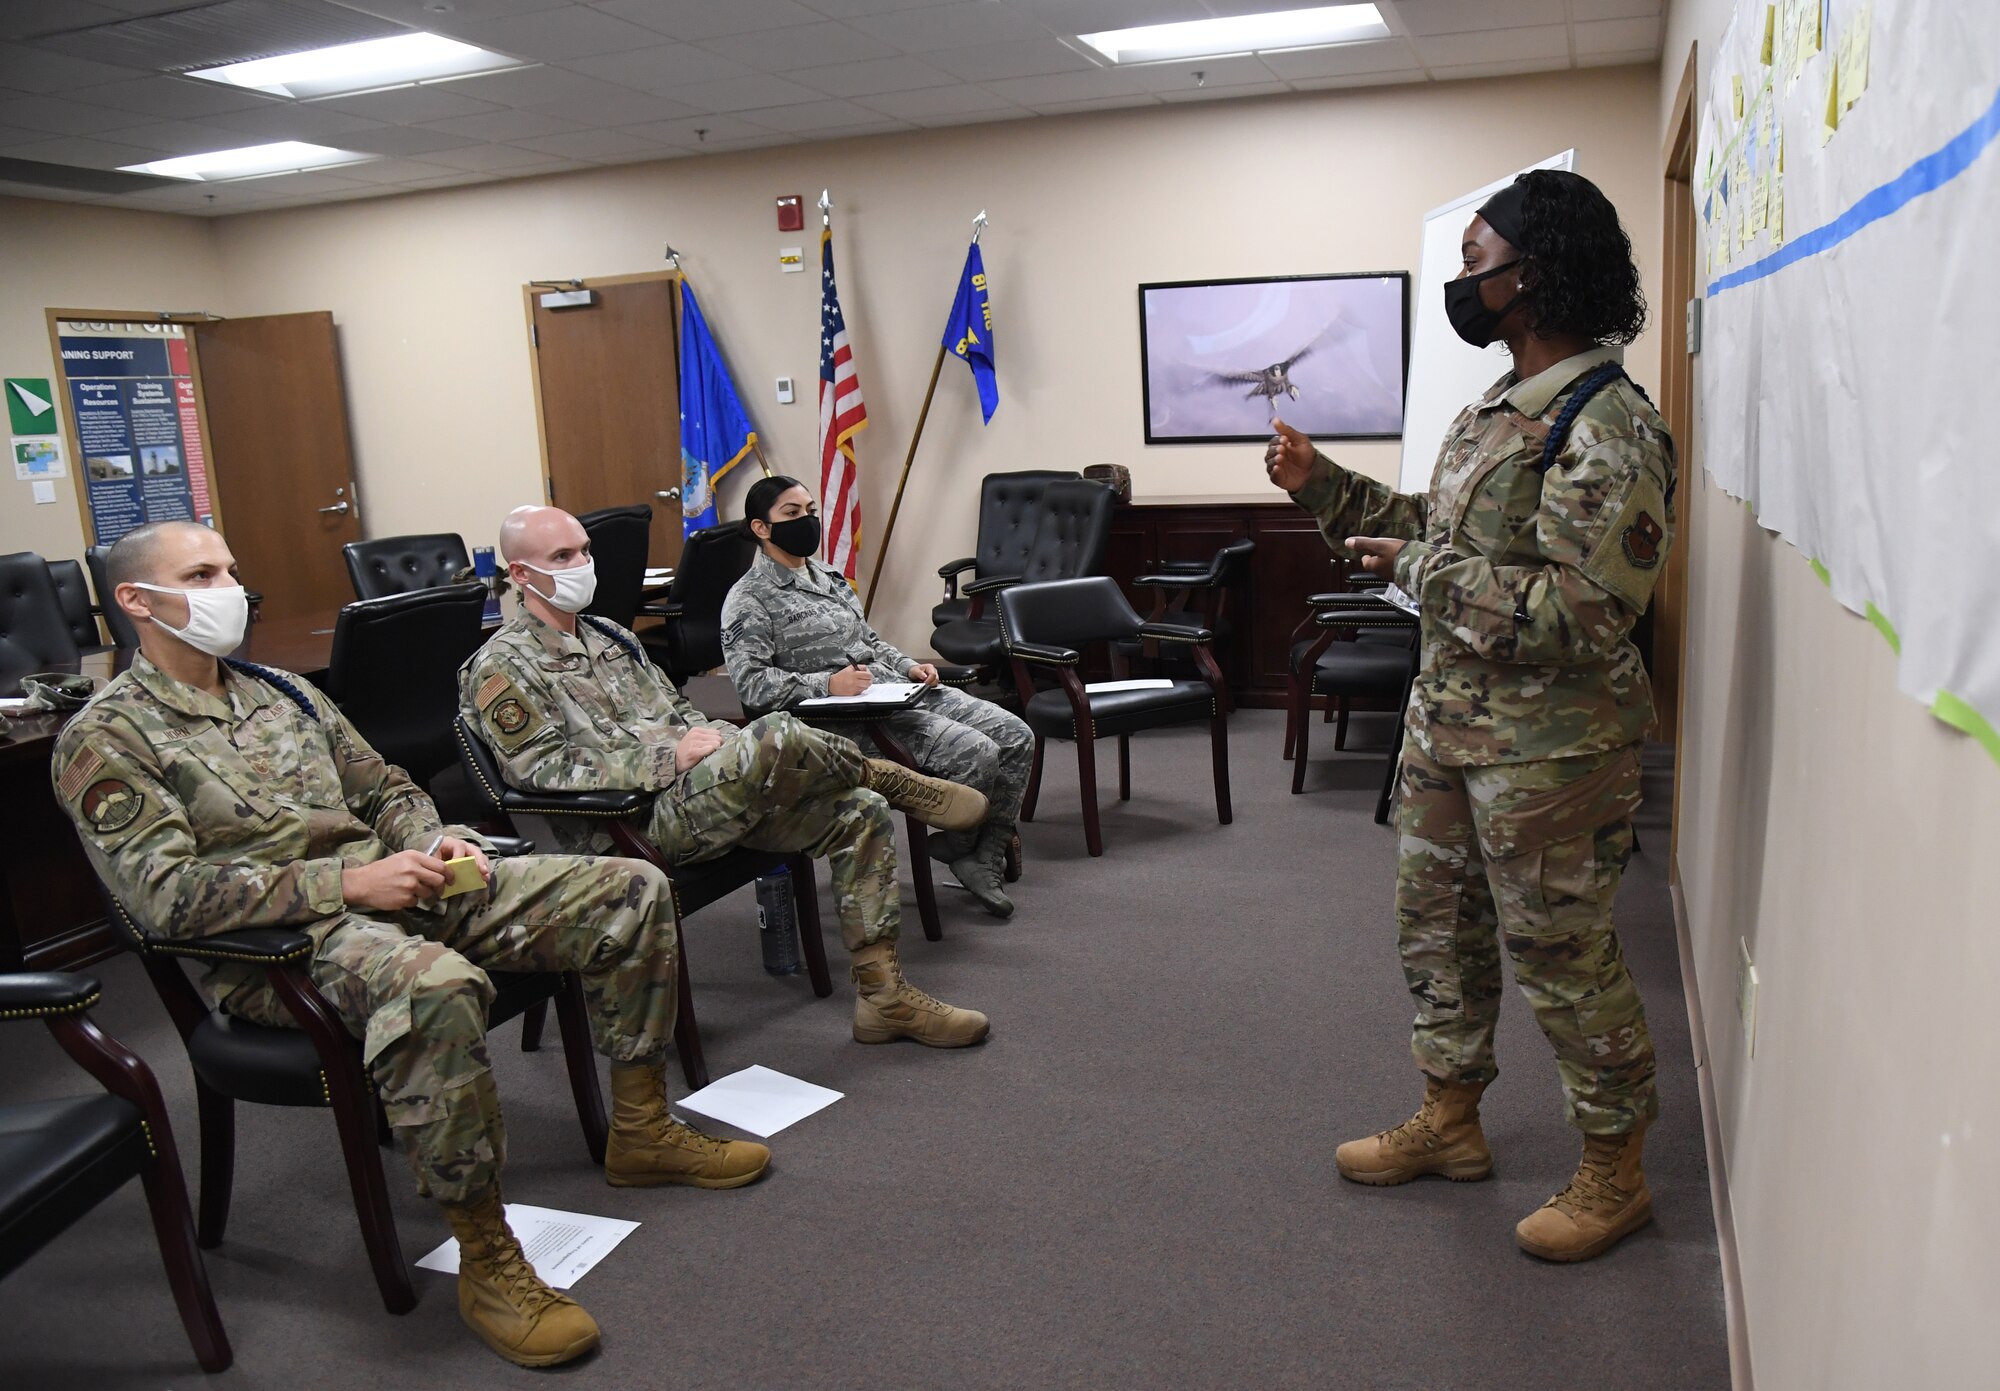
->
[1707, 82, 2000, 296]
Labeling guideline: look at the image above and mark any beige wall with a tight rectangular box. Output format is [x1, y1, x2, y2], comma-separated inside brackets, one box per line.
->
[128, 63, 1659, 651]
[0, 200, 226, 563]
[1660, 1, 2000, 1385]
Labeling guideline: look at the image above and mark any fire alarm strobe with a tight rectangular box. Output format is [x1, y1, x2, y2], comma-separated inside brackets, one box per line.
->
[776, 194, 804, 232]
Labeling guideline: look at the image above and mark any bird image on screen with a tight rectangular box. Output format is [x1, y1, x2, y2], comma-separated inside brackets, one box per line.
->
[1140, 273, 1408, 444]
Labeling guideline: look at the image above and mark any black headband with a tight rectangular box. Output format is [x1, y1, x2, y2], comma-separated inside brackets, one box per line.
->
[1476, 180, 1530, 251]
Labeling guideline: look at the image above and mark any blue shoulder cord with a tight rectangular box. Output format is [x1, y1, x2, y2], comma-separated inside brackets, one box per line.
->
[579, 614, 645, 665]
[222, 658, 316, 718]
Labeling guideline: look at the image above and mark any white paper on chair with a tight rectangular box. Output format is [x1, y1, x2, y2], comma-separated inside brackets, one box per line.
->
[644, 568, 674, 579]
[1084, 679, 1174, 694]
[415, 1204, 639, 1289]
[674, 1065, 843, 1138]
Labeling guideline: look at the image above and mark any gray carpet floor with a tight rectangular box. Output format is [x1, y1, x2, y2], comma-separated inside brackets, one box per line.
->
[0, 708, 1729, 1389]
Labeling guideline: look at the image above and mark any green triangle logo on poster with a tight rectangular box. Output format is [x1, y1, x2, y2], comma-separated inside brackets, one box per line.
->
[6, 378, 56, 433]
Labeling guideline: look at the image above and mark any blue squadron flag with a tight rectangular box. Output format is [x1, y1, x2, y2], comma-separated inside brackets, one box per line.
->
[941, 242, 998, 423]
[678, 282, 759, 536]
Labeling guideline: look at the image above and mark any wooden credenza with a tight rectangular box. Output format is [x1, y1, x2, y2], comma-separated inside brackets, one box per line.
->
[1103, 493, 1347, 709]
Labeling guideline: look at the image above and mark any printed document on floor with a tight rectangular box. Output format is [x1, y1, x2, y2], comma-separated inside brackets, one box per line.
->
[676, 1064, 843, 1137]
[416, 1205, 639, 1289]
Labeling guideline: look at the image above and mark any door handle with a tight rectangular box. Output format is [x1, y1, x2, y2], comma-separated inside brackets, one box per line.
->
[318, 500, 350, 514]
[655, 488, 681, 501]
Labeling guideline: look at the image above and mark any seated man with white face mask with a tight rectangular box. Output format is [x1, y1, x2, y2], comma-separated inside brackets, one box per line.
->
[459, 505, 994, 1050]
[52, 519, 769, 1370]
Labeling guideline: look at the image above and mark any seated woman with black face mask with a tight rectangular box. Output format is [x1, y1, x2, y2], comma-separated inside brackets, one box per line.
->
[720, 474, 1034, 918]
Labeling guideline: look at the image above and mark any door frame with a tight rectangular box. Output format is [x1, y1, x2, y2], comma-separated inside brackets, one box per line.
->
[1661, 46, 1699, 870]
[43, 307, 230, 546]
[519, 268, 683, 512]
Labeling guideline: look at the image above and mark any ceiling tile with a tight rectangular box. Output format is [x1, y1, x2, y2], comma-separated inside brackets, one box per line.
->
[332, 0, 576, 25]
[1157, 80, 1292, 104]
[0, 93, 148, 135]
[1030, 94, 1162, 117]
[518, 85, 702, 125]
[436, 64, 637, 110]
[617, 114, 777, 146]
[0, 2, 127, 42]
[5, 133, 170, 168]
[420, 108, 582, 141]
[96, 119, 266, 156]
[0, 124, 47, 146]
[205, 103, 392, 141]
[566, 44, 756, 90]
[1118, 55, 1280, 93]
[925, 39, 1097, 81]
[0, 42, 146, 92]
[855, 83, 1017, 119]
[1008, 0, 1209, 29]
[452, 6, 680, 62]
[1287, 70, 1429, 91]
[1259, 37, 1423, 80]
[849, 4, 1048, 52]
[228, 169, 375, 197]
[1570, 0, 1663, 19]
[591, 0, 826, 41]
[510, 125, 675, 158]
[796, 0, 963, 16]
[336, 125, 483, 156]
[665, 72, 826, 112]
[110, 180, 295, 213]
[1426, 56, 1572, 80]
[420, 141, 573, 171]
[1391, 0, 1568, 37]
[787, 55, 956, 98]
[908, 106, 1034, 129]
[982, 68, 1148, 106]
[319, 155, 467, 185]
[730, 96, 890, 132]
[1412, 24, 1569, 68]
[315, 86, 507, 124]
[699, 21, 900, 71]
[1575, 49, 1658, 69]
[1574, 17, 1661, 55]
[797, 118, 916, 141]
[62, 75, 275, 120]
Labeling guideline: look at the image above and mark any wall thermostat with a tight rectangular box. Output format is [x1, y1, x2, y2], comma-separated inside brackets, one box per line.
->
[776, 376, 795, 404]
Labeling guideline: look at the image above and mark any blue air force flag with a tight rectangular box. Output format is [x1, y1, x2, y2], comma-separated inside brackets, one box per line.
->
[941, 243, 998, 423]
[678, 283, 758, 535]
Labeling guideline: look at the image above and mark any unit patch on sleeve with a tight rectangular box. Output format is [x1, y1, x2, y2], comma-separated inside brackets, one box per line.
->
[491, 698, 530, 736]
[1620, 511, 1664, 569]
[81, 777, 144, 834]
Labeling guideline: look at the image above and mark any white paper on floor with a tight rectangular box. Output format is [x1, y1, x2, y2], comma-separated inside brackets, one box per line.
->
[675, 1064, 843, 1138]
[415, 1204, 639, 1289]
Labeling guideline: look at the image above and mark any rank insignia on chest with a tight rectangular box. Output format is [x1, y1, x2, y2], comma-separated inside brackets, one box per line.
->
[491, 698, 531, 735]
[81, 777, 143, 834]
[1621, 512, 1664, 568]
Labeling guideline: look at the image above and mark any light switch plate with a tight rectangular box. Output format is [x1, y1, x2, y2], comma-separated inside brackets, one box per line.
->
[32, 479, 56, 504]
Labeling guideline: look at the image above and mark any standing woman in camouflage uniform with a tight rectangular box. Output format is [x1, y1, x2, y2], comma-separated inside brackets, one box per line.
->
[1267, 171, 1675, 1262]
[722, 475, 1034, 919]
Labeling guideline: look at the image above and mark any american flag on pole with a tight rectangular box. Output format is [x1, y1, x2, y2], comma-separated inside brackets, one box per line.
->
[818, 223, 868, 580]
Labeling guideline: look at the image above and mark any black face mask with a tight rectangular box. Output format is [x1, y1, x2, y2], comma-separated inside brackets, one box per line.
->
[1444, 259, 1526, 347]
[765, 515, 821, 558]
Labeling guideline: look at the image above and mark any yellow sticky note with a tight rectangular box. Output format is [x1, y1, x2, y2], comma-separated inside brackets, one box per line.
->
[1821, 64, 1840, 144]
[1751, 173, 1769, 233]
[1760, 4, 1776, 63]
[1849, 0, 1871, 105]
[440, 855, 486, 899]
[1777, 122, 1785, 174]
[1733, 74, 1745, 119]
[1770, 174, 1785, 246]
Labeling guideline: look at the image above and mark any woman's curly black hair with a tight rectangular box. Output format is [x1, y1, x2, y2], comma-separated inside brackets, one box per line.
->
[1510, 169, 1648, 346]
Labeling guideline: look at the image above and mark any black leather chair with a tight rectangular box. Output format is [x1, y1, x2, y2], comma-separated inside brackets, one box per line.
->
[932, 469, 1081, 628]
[0, 550, 82, 696]
[455, 716, 830, 1091]
[933, 480, 1116, 676]
[100, 839, 605, 1318]
[640, 522, 756, 683]
[85, 544, 140, 650]
[579, 504, 652, 631]
[325, 583, 488, 790]
[999, 577, 1232, 857]
[1116, 538, 1256, 704]
[0, 971, 231, 1372]
[343, 533, 471, 601]
[45, 558, 110, 654]
[1285, 588, 1418, 822]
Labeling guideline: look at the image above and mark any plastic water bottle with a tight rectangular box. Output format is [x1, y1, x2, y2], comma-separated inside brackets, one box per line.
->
[755, 868, 801, 976]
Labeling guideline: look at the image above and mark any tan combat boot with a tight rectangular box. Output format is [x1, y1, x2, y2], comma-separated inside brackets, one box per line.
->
[851, 940, 990, 1047]
[1515, 1127, 1653, 1262]
[442, 1187, 601, 1368]
[1334, 1077, 1493, 1185]
[604, 1060, 771, 1189]
[862, 759, 988, 832]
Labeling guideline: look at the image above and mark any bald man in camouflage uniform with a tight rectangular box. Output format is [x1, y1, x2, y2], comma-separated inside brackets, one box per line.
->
[722, 546, 1032, 917]
[1272, 343, 1675, 1261]
[459, 505, 991, 1052]
[55, 521, 768, 1369]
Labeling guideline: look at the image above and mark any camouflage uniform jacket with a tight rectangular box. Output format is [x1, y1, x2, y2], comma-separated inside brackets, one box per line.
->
[459, 610, 734, 796]
[51, 654, 468, 955]
[1293, 346, 1676, 766]
[721, 550, 921, 716]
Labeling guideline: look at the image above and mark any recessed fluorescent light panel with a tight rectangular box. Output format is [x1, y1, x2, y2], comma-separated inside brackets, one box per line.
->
[1077, 4, 1389, 64]
[186, 32, 522, 100]
[120, 141, 371, 182]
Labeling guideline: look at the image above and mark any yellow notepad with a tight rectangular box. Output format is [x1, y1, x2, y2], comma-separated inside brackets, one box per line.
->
[439, 856, 486, 899]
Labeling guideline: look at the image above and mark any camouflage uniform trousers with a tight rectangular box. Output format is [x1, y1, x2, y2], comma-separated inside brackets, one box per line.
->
[217, 854, 678, 1203]
[1394, 737, 1658, 1135]
[647, 710, 900, 953]
[849, 685, 1032, 859]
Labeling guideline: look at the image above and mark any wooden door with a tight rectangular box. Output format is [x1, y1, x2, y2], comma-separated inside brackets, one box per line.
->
[1662, 45, 1700, 863]
[525, 274, 683, 567]
[192, 312, 361, 620]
